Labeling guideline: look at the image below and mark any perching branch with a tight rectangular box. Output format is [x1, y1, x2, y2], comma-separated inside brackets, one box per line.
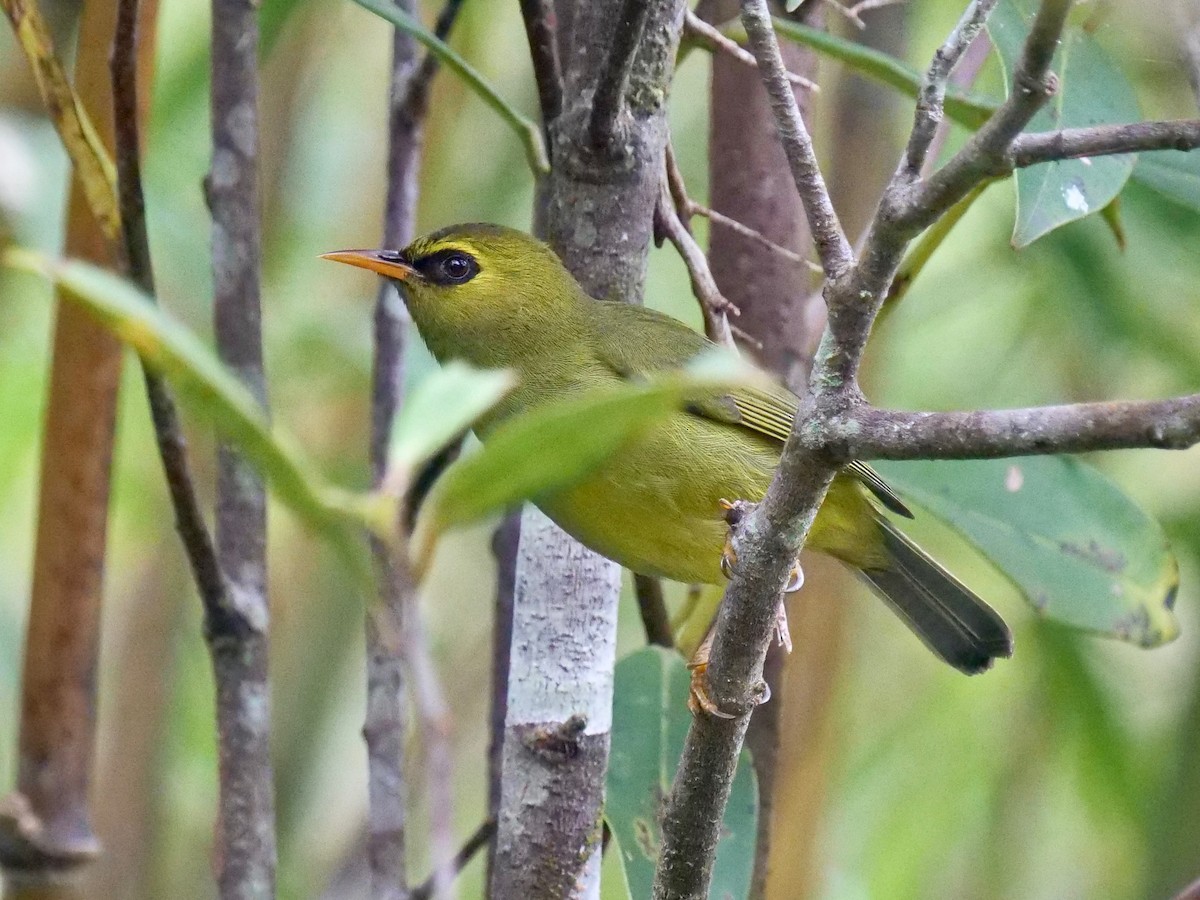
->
[654, 2, 1116, 897]
[738, 0, 852, 277]
[588, 0, 654, 148]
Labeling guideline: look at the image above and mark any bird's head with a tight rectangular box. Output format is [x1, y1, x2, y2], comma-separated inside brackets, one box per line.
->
[322, 223, 586, 367]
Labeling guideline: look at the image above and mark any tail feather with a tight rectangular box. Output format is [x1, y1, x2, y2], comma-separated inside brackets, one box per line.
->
[856, 518, 1013, 674]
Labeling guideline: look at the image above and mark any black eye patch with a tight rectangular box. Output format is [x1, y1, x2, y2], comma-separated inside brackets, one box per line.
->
[414, 249, 480, 286]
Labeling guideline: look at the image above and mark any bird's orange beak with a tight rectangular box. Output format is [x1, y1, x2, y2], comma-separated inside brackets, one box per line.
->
[320, 249, 418, 280]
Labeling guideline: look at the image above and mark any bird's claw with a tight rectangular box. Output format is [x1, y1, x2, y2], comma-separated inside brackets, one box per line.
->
[687, 662, 736, 719]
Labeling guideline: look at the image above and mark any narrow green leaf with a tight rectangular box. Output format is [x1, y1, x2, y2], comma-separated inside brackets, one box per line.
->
[388, 362, 515, 475]
[988, 0, 1141, 247]
[1133, 149, 1200, 213]
[600, 836, 635, 900]
[349, 0, 550, 174]
[607, 648, 757, 899]
[766, 17, 997, 129]
[3, 249, 383, 584]
[873, 457, 1180, 647]
[417, 351, 764, 541]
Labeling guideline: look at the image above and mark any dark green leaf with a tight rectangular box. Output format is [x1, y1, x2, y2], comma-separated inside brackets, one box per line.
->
[606, 648, 757, 899]
[988, 0, 1141, 246]
[1133, 149, 1200, 213]
[873, 457, 1179, 647]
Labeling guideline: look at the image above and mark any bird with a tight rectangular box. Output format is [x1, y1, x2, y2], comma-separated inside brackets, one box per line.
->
[323, 223, 1013, 710]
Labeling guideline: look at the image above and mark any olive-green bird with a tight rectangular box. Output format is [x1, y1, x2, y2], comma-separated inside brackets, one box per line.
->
[324, 223, 1012, 676]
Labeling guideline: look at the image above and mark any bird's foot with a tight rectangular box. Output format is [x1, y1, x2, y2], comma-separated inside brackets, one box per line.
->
[686, 625, 773, 719]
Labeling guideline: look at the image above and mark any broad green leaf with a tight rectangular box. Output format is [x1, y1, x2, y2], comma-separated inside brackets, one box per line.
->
[606, 648, 757, 900]
[350, 0, 550, 174]
[987, 0, 1141, 247]
[388, 362, 515, 476]
[413, 351, 765, 561]
[1134, 149, 1200, 213]
[2, 249, 384, 581]
[767, 18, 997, 129]
[873, 457, 1179, 647]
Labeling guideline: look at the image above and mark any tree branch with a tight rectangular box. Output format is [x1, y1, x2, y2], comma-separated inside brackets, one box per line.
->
[815, 395, 1200, 461]
[633, 574, 674, 648]
[409, 818, 497, 900]
[520, 0, 563, 124]
[903, 0, 998, 177]
[684, 9, 817, 90]
[1006, 119, 1200, 169]
[738, 0, 852, 277]
[208, 0, 276, 892]
[902, 0, 1072, 231]
[588, 0, 653, 148]
[113, 0, 238, 640]
[654, 3, 1087, 896]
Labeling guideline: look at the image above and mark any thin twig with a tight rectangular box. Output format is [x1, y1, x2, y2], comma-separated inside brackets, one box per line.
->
[363, 0, 468, 894]
[739, 0, 852, 277]
[112, 0, 236, 638]
[820, 0, 907, 30]
[520, 0, 563, 123]
[903, 0, 998, 177]
[694, 204, 811, 266]
[410, 818, 498, 900]
[633, 575, 674, 648]
[903, 0, 1072, 231]
[486, 513, 520, 884]
[684, 9, 818, 90]
[209, 0, 276, 893]
[655, 179, 739, 347]
[589, 0, 653, 148]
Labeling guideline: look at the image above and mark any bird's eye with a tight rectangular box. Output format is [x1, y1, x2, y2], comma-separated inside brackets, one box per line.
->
[441, 253, 474, 283]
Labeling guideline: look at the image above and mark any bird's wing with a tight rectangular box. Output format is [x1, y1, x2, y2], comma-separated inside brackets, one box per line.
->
[588, 301, 913, 517]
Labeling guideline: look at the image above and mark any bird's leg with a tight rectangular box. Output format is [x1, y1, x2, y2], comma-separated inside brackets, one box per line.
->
[686, 624, 734, 718]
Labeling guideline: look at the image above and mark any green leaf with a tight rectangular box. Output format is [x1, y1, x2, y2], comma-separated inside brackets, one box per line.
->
[3, 248, 382, 583]
[1133, 149, 1200, 213]
[987, 0, 1142, 247]
[872, 457, 1180, 647]
[600, 836, 634, 900]
[767, 18, 997, 130]
[388, 362, 514, 475]
[606, 648, 757, 900]
[349, 0, 550, 174]
[415, 351, 764, 548]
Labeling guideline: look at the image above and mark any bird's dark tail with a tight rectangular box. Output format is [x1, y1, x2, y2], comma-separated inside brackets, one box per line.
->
[856, 518, 1013, 674]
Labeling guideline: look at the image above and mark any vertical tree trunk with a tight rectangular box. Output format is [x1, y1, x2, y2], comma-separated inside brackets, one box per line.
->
[492, 1, 686, 896]
[209, 0, 275, 894]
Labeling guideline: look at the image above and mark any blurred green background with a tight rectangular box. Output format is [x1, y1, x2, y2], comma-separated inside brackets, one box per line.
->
[2, 0, 1199, 897]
